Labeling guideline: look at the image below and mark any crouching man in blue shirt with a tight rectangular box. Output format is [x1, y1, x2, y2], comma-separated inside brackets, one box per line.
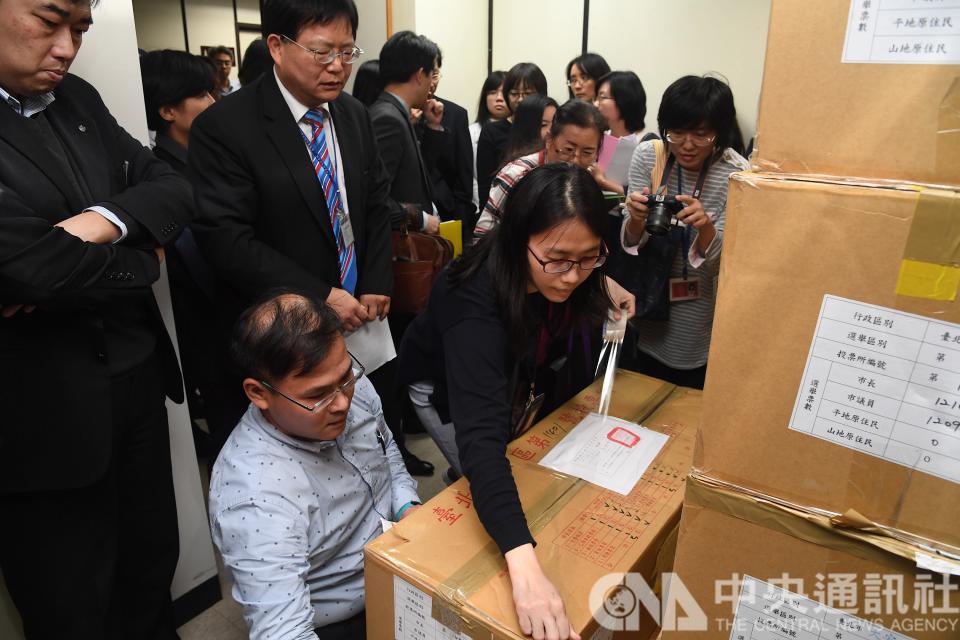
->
[209, 290, 421, 639]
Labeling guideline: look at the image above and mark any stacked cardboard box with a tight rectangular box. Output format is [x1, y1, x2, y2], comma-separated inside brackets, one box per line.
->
[365, 371, 703, 639]
[665, 1, 960, 638]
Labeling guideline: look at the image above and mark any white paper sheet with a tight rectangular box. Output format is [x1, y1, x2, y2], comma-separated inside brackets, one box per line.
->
[344, 317, 396, 374]
[538, 413, 668, 495]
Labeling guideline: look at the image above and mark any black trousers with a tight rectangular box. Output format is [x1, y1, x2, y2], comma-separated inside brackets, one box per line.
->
[0, 357, 180, 639]
[315, 610, 366, 639]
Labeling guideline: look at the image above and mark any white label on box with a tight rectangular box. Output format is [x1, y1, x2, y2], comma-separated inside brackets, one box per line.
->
[730, 575, 916, 640]
[393, 575, 471, 640]
[842, 0, 960, 64]
[538, 412, 669, 495]
[789, 295, 960, 486]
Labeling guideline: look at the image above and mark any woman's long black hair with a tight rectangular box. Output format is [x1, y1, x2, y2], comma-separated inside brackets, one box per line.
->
[499, 94, 558, 168]
[475, 70, 506, 125]
[449, 163, 612, 351]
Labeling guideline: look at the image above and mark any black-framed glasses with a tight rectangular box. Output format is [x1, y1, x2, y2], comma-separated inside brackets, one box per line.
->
[281, 34, 364, 66]
[508, 89, 538, 100]
[528, 245, 607, 274]
[260, 352, 366, 413]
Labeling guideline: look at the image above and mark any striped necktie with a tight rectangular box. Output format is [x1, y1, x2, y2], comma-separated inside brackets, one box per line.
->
[302, 108, 357, 295]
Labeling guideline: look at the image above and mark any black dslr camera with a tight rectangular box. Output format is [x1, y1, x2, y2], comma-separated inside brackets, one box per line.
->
[644, 194, 684, 236]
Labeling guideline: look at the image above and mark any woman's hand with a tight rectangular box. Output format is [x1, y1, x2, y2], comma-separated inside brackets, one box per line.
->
[505, 544, 581, 640]
[623, 188, 650, 245]
[675, 194, 716, 253]
[586, 164, 623, 194]
[604, 276, 636, 321]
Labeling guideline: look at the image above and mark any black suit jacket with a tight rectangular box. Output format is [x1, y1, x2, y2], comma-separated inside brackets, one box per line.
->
[368, 91, 442, 230]
[188, 72, 393, 316]
[0, 74, 191, 492]
[420, 96, 476, 229]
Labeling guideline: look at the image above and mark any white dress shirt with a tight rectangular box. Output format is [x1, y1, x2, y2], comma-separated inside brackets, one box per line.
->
[274, 68, 351, 219]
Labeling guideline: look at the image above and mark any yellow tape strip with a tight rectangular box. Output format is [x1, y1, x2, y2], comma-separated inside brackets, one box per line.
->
[897, 189, 960, 301]
[896, 259, 960, 301]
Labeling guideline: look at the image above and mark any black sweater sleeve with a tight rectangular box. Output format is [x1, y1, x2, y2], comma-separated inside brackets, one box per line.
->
[440, 280, 535, 555]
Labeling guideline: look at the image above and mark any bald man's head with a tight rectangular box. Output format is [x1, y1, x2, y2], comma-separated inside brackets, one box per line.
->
[231, 290, 343, 383]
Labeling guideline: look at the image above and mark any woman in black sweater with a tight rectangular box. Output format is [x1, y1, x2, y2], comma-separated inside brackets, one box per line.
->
[399, 164, 618, 640]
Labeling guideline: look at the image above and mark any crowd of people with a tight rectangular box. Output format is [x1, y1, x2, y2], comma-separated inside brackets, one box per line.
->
[0, 0, 748, 638]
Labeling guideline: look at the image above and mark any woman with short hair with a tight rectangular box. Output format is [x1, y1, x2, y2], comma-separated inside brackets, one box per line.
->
[618, 74, 748, 389]
[565, 52, 610, 102]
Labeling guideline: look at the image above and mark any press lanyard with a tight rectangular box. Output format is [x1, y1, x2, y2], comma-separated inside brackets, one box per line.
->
[660, 154, 711, 280]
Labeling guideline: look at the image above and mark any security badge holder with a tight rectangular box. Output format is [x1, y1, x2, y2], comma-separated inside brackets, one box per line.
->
[669, 276, 701, 302]
[337, 206, 355, 247]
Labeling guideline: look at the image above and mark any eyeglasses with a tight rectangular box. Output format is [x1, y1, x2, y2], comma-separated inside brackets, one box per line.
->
[566, 75, 592, 87]
[260, 352, 366, 413]
[555, 144, 598, 162]
[665, 130, 717, 148]
[508, 89, 538, 100]
[281, 34, 364, 66]
[528, 245, 607, 274]
[595, 93, 614, 102]
[431, 70, 442, 80]
[213, 59, 233, 67]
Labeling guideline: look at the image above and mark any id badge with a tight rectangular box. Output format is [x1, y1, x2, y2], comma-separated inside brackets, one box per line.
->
[669, 276, 701, 302]
[337, 208, 355, 247]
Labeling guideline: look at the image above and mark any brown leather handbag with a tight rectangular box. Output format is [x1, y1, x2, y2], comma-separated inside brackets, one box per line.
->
[391, 225, 455, 315]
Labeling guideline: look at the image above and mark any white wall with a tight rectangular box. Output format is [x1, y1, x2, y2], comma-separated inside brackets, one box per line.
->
[131, 0, 186, 51]
[588, 0, 771, 144]
[236, 0, 261, 24]
[414, 0, 488, 120]
[349, 0, 390, 94]
[492, 0, 582, 107]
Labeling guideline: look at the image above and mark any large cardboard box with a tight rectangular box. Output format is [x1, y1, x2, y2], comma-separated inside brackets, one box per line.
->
[753, 0, 960, 186]
[365, 375, 700, 640]
[699, 172, 960, 549]
[662, 474, 960, 640]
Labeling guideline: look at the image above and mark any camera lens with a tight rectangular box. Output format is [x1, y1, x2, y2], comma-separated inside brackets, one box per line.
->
[646, 202, 671, 236]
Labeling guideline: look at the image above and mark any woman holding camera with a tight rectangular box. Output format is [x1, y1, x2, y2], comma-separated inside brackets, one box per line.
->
[399, 164, 630, 640]
[620, 75, 747, 389]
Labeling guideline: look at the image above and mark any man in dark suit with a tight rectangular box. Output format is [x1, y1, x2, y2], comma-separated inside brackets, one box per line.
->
[188, 0, 440, 475]
[0, 0, 192, 636]
[421, 52, 477, 240]
[369, 30, 443, 235]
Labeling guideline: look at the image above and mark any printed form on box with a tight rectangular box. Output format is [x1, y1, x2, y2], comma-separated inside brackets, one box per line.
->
[789, 294, 960, 486]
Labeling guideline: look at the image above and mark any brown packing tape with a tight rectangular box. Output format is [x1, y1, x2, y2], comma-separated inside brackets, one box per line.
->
[937, 77, 960, 178]
[901, 189, 960, 265]
[427, 387, 695, 633]
[896, 188, 960, 301]
[686, 473, 960, 573]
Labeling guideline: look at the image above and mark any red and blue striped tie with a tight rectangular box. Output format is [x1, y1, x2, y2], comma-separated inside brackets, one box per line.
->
[302, 108, 357, 294]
